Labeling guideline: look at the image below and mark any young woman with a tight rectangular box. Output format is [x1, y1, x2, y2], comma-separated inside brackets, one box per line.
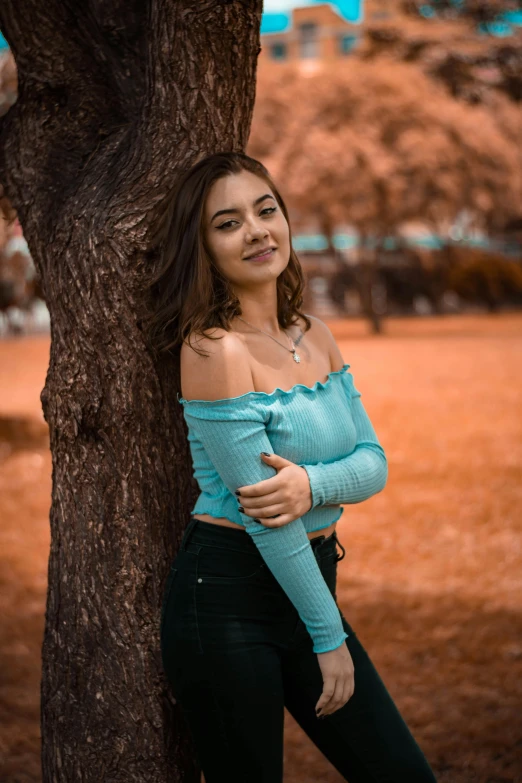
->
[144, 151, 437, 783]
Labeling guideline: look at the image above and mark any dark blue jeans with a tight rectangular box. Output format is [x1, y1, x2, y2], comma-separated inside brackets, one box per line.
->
[161, 517, 437, 783]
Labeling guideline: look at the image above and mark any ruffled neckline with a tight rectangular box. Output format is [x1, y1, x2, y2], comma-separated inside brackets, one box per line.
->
[178, 363, 351, 405]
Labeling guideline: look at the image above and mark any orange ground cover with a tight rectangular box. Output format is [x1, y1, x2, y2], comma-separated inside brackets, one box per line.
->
[1, 314, 521, 782]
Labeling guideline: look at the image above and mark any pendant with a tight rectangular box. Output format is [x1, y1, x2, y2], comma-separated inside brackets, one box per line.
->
[293, 351, 301, 363]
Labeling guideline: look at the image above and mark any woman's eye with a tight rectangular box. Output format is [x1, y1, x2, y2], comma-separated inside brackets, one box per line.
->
[217, 207, 277, 230]
[218, 220, 237, 229]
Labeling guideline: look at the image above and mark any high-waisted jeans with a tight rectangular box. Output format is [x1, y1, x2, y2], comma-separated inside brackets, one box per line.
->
[160, 516, 437, 783]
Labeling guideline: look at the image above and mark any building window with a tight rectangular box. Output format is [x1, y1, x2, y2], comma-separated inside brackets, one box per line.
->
[419, 4, 436, 18]
[299, 22, 318, 58]
[339, 34, 358, 54]
[270, 42, 287, 60]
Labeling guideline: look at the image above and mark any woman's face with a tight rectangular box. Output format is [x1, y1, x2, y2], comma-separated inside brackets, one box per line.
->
[203, 169, 291, 290]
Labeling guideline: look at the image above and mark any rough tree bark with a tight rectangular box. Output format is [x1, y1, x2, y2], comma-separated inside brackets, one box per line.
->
[0, 1, 263, 779]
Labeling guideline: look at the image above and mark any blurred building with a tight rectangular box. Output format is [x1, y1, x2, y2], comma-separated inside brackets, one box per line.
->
[260, 0, 522, 66]
[260, 1, 363, 65]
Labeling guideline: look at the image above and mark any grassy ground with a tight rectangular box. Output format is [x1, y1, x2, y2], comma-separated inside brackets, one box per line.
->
[1, 314, 521, 782]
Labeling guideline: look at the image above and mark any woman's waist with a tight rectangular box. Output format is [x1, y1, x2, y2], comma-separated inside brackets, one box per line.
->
[191, 493, 343, 538]
[184, 516, 341, 558]
[192, 513, 338, 541]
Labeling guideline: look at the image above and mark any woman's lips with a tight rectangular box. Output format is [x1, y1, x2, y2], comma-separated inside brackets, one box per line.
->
[246, 248, 275, 262]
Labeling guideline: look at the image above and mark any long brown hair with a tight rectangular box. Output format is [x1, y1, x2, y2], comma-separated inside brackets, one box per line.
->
[140, 151, 311, 359]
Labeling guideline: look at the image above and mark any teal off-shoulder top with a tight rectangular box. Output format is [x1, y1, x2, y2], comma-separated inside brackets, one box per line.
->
[177, 363, 387, 654]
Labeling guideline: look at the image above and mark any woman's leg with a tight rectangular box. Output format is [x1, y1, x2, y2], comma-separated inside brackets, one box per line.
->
[282, 615, 437, 783]
[280, 534, 437, 783]
[172, 640, 285, 783]
[161, 518, 289, 783]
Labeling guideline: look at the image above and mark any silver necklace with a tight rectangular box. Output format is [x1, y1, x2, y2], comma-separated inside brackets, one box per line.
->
[236, 316, 303, 363]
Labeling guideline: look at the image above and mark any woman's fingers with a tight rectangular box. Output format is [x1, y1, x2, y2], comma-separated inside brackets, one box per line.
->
[237, 494, 283, 517]
[321, 676, 346, 716]
[341, 676, 354, 708]
[316, 646, 355, 717]
[237, 501, 294, 526]
[315, 678, 335, 716]
[241, 502, 284, 518]
[236, 491, 280, 510]
[316, 670, 355, 717]
[258, 515, 293, 528]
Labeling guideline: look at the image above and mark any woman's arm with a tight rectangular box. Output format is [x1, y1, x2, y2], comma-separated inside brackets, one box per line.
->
[297, 317, 387, 508]
[299, 370, 388, 508]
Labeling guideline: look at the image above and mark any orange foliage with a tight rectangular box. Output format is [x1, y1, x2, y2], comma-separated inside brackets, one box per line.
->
[248, 59, 522, 235]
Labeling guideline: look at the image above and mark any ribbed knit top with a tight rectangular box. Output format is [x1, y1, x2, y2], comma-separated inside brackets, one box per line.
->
[177, 363, 387, 653]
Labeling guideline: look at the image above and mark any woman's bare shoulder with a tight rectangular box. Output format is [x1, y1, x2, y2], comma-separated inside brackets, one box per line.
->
[300, 314, 345, 371]
[180, 328, 255, 402]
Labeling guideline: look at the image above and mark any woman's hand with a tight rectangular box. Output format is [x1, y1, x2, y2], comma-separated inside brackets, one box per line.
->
[235, 452, 312, 527]
[316, 642, 355, 717]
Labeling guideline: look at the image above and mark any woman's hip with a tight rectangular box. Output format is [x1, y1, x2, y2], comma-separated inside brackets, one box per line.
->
[160, 516, 345, 658]
[164, 516, 344, 601]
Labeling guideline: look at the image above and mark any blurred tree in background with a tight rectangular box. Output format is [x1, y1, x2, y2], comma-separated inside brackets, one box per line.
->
[0, 50, 46, 334]
[247, 58, 521, 329]
[246, 0, 522, 330]
[2, 2, 522, 335]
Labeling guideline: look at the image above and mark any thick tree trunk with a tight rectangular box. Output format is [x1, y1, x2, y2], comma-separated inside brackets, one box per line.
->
[0, 1, 263, 779]
[356, 231, 382, 335]
[318, 206, 340, 262]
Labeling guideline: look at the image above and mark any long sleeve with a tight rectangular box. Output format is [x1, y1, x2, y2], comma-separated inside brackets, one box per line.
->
[300, 371, 388, 508]
[180, 396, 348, 654]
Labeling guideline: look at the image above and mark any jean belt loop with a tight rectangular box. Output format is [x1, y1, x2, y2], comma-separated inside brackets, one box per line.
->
[334, 532, 346, 562]
[180, 516, 198, 552]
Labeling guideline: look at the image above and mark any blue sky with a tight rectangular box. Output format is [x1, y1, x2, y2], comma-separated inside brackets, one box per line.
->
[264, 0, 316, 8]
[263, 1, 361, 20]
